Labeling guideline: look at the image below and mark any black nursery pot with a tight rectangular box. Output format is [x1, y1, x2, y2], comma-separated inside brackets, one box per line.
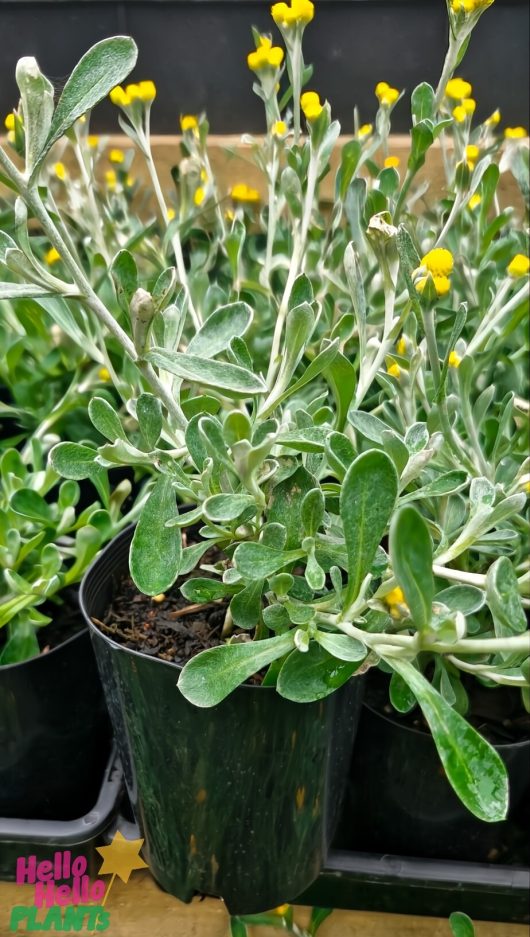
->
[344, 695, 530, 864]
[79, 526, 364, 915]
[0, 626, 111, 821]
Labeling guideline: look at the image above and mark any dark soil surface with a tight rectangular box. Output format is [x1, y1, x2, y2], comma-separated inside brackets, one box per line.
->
[95, 544, 236, 666]
[367, 668, 530, 745]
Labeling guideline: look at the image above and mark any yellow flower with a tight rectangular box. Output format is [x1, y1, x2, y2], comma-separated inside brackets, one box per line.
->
[485, 108, 501, 126]
[453, 106, 467, 124]
[125, 83, 142, 102]
[462, 98, 476, 115]
[54, 162, 67, 180]
[468, 193, 482, 210]
[465, 144, 480, 166]
[230, 183, 261, 203]
[98, 367, 111, 382]
[248, 35, 285, 72]
[358, 123, 373, 139]
[416, 275, 452, 297]
[387, 362, 401, 379]
[507, 254, 530, 278]
[273, 905, 290, 916]
[88, 134, 100, 148]
[451, 0, 494, 11]
[105, 169, 117, 190]
[126, 174, 135, 187]
[167, 208, 176, 221]
[194, 187, 205, 206]
[375, 81, 400, 107]
[272, 120, 287, 137]
[504, 126, 527, 139]
[396, 336, 407, 355]
[44, 247, 61, 265]
[7, 130, 15, 144]
[109, 85, 130, 107]
[384, 155, 400, 169]
[421, 248, 454, 277]
[271, 0, 314, 28]
[448, 350, 462, 368]
[445, 77, 473, 100]
[385, 587, 405, 606]
[180, 114, 199, 132]
[300, 91, 323, 122]
[110, 148, 125, 164]
[138, 80, 156, 102]
[4, 113, 15, 131]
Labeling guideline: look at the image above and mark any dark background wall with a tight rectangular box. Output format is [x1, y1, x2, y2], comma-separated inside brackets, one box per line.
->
[0, 0, 528, 135]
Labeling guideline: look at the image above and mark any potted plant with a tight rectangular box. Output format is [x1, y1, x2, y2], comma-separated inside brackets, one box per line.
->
[0, 0, 528, 916]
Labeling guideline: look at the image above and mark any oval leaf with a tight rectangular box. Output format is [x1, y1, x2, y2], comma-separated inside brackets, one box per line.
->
[390, 506, 434, 631]
[130, 476, 181, 595]
[146, 349, 266, 396]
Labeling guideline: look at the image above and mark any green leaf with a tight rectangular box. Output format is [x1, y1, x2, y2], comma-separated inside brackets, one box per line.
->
[277, 641, 360, 702]
[301, 488, 325, 537]
[449, 912, 475, 937]
[234, 542, 304, 580]
[276, 302, 315, 388]
[0, 283, 53, 300]
[390, 506, 434, 631]
[289, 273, 313, 309]
[387, 659, 509, 822]
[180, 578, 229, 603]
[411, 82, 435, 123]
[389, 671, 417, 713]
[268, 466, 315, 550]
[344, 242, 366, 362]
[203, 493, 256, 522]
[130, 476, 181, 595]
[187, 302, 253, 358]
[136, 393, 163, 450]
[314, 632, 366, 661]
[10, 489, 52, 524]
[261, 340, 340, 415]
[89, 397, 127, 443]
[146, 349, 266, 396]
[278, 427, 330, 453]
[178, 631, 295, 707]
[50, 442, 108, 506]
[230, 579, 264, 630]
[229, 919, 248, 937]
[486, 557, 527, 637]
[111, 250, 138, 310]
[435, 585, 485, 616]
[348, 409, 401, 445]
[340, 450, 398, 605]
[35, 37, 138, 172]
[309, 908, 333, 937]
[325, 350, 356, 430]
[15, 57, 54, 172]
[400, 471, 468, 503]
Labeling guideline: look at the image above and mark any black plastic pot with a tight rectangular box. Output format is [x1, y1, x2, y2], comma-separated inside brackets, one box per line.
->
[0, 622, 111, 821]
[79, 525, 364, 915]
[0, 746, 122, 881]
[343, 696, 530, 865]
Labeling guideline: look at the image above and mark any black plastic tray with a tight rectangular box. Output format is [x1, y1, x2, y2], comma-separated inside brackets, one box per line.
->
[0, 746, 123, 881]
[299, 849, 530, 925]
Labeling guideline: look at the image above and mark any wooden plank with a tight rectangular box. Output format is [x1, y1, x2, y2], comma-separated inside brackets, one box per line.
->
[0, 871, 527, 937]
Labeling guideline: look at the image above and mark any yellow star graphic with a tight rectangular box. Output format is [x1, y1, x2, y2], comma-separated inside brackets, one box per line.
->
[96, 831, 149, 904]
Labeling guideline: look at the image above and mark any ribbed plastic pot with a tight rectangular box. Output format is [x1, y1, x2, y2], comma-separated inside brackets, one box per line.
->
[0, 622, 111, 821]
[79, 525, 364, 914]
[345, 697, 530, 863]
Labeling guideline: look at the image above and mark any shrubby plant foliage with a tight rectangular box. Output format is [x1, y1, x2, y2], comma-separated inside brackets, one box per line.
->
[0, 0, 529, 821]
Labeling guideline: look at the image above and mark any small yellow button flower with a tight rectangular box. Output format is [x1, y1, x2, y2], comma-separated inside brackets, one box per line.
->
[396, 335, 407, 355]
[248, 35, 285, 72]
[194, 187, 205, 206]
[138, 80, 156, 102]
[98, 367, 111, 382]
[504, 126, 527, 139]
[465, 144, 480, 166]
[375, 82, 400, 107]
[167, 208, 176, 221]
[446, 77, 473, 100]
[109, 85, 130, 107]
[507, 254, 530, 278]
[105, 169, 117, 190]
[462, 98, 476, 115]
[44, 247, 61, 265]
[358, 123, 373, 139]
[271, 0, 314, 28]
[468, 193, 482, 210]
[448, 350, 462, 368]
[180, 114, 199, 133]
[88, 135, 100, 148]
[384, 155, 400, 169]
[385, 586, 405, 606]
[451, 0, 494, 12]
[485, 108, 501, 126]
[272, 120, 287, 137]
[421, 248, 454, 278]
[4, 113, 15, 131]
[416, 275, 452, 297]
[125, 174, 134, 187]
[54, 162, 67, 180]
[273, 905, 290, 916]
[230, 183, 261, 203]
[453, 106, 467, 124]
[301, 91, 323, 122]
[125, 83, 142, 102]
[387, 362, 401, 379]
[109, 148, 125, 164]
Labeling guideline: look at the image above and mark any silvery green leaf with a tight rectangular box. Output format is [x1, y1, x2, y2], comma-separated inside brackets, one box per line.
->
[146, 348, 266, 396]
[16, 57, 54, 172]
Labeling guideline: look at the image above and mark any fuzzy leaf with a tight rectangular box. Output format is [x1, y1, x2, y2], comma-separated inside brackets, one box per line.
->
[130, 476, 181, 595]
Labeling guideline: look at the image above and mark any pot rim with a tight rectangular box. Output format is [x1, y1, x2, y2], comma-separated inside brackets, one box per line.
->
[0, 621, 88, 674]
[362, 698, 530, 752]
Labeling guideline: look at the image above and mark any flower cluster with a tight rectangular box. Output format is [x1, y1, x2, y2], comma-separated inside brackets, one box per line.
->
[300, 91, 323, 122]
[375, 81, 400, 107]
[271, 0, 314, 29]
[415, 248, 454, 297]
[247, 35, 285, 72]
[110, 81, 156, 108]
